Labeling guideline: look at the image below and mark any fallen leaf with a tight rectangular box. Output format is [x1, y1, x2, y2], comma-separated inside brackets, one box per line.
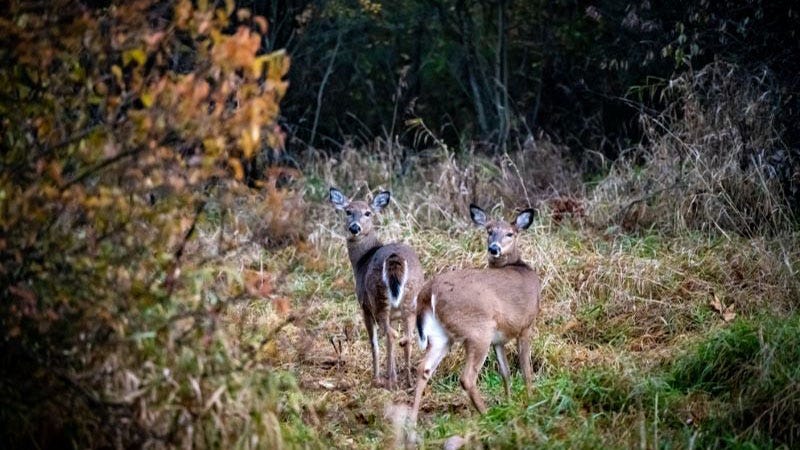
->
[723, 304, 736, 322]
[710, 293, 736, 322]
[710, 293, 724, 314]
[243, 270, 273, 297]
[562, 318, 580, 333]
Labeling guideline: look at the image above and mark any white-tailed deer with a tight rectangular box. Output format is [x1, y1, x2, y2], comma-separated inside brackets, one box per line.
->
[329, 187, 424, 389]
[411, 204, 541, 421]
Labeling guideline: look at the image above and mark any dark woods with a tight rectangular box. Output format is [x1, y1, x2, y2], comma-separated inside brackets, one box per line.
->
[247, 0, 799, 157]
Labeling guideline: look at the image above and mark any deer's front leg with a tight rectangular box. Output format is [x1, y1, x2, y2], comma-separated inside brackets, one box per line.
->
[518, 327, 534, 398]
[381, 311, 397, 389]
[362, 308, 380, 385]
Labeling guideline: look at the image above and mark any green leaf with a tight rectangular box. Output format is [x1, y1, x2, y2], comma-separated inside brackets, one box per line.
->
[140, 92, 154, 108]
[123, 48, 147, 66]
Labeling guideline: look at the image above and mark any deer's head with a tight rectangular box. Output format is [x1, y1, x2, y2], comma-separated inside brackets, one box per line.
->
[329, 187, 391, 241]
[470, 204, 535, 266]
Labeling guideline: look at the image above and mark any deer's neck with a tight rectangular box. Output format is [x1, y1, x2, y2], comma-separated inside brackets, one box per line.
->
[346, 233, 383, 269]
[489, 248, 529, 270]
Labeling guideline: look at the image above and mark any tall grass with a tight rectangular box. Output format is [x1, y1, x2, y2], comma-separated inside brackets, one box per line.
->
[85, 61, 798, 448]
[590, 62, 796, 235]
[671, 315, 800, 447]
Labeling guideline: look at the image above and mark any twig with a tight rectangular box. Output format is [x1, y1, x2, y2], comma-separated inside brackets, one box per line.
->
[614, 180, 684, 223]
[164, 199, 206, 297]
[310, 30, 342, 148]
[63, 148, 142, 189]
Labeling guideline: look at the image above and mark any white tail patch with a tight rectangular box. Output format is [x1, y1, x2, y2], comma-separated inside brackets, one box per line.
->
[383, 259, 407, 309]
[421, 314, 449, 377]
[418, 294, 448, 351]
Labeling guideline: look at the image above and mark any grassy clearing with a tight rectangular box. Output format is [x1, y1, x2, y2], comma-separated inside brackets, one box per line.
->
[197, 164, 798, 448]
[178, 64, 800, 447]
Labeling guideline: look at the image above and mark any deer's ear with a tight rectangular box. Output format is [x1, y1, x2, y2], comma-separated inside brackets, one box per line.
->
[372, 191, 391, 212]
[329, 187, 348, 210]
[515, 208, 535, 230]
[469, 204, 488, 227]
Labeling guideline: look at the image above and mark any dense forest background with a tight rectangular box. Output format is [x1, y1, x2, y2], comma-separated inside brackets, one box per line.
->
[1, 0, 799, 448]
[252, 0, 800, 160]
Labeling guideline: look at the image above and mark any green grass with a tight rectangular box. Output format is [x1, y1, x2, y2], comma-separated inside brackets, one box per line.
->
[271, 208, 798, 448]
[188, 144, 800, 449]
[670, 315, 800, 448]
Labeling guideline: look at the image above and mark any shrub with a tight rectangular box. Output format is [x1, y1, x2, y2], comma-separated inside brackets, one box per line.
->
[590, 61, 798, 235]
[0, 0, 303, 447]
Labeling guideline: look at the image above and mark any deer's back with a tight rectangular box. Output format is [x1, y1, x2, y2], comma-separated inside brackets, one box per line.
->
[430, 266, 540, 340]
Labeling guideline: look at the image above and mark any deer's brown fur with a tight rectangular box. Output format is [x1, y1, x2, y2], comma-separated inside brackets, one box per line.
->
[330, 187, 423, 388]
[411, 205, 541, 420]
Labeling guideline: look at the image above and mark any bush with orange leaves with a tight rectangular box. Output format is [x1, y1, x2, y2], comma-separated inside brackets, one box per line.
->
[0, 1, 304, 447]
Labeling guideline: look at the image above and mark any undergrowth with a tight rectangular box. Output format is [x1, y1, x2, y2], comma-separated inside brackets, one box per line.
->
[671, 315, 800, 447]
[10, 61, 790, 448]
[200, 64, 799, 447]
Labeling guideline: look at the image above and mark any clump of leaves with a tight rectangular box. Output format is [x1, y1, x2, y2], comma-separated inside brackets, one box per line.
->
[0, 0, 301, 447]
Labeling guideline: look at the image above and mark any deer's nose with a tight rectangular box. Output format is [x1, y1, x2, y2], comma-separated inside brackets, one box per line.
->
[488, 243, 501, 256]
[348, 223, 362, 235]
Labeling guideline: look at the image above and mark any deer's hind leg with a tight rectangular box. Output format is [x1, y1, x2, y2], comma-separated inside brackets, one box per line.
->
[517, 326, 534, 397]
[411, 325, 449, 422]
[494, 343, 512, 399]
[403, 311, 415, 387]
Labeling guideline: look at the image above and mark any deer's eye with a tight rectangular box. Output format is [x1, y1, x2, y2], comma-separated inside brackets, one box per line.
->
[346, 210, 353, 217]
[364, 211, 372, 217]
[506, 232, 514, 237]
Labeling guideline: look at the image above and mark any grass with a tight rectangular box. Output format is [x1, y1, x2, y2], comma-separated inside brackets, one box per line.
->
[670, 315, 800, 447]
[183, 68, 800, 447]
[199, 170, 798, 448]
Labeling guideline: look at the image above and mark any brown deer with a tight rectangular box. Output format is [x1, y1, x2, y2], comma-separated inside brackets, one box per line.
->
[411, 204, 541, 421]
[329, 187, 424, 389]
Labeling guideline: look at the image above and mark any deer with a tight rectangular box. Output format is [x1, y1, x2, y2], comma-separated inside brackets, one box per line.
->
[410, 204, 541, 422]
[329, 187, 424, 389]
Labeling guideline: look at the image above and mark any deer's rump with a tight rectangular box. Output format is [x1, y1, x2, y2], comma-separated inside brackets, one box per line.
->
[357, 244, 423, 314]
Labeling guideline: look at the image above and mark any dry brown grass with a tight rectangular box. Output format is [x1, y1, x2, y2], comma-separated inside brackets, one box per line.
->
[197, 154, 797, 447]
[590, 61, 796, 235]
[162, 62, 800, 448]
